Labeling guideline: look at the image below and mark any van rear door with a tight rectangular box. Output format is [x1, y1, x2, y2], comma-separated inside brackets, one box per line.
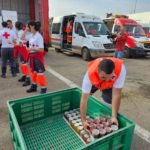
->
[51, 17, 62, 49]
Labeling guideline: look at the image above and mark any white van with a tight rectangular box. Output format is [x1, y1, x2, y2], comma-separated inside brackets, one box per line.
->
[51, 13, 115, 60]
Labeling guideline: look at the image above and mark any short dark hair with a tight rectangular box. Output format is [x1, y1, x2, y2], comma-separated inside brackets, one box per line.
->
[2, 22, 8, 27]
[98, 59, 115, 74]
[28, 21, 41, 31]
[7, 20, 12, 23]
[15, 21, 23, 30]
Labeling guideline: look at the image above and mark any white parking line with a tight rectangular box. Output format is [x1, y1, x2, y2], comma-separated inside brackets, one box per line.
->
[46, 65, 150, 144]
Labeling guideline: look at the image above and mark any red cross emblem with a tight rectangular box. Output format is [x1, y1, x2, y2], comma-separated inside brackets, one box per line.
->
[3, 32, 10, 39]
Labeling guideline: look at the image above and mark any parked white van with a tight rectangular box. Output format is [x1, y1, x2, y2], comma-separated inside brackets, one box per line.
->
[51, 13, 115, 60]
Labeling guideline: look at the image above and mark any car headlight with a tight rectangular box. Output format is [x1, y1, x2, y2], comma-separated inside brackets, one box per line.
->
[134, 41, 143, 48]
[92, 41, 103, 48]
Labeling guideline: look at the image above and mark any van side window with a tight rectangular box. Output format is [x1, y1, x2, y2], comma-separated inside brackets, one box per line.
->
[75, 22, 84, 34]
[114, 25, 120, 33]
[52, 23, 61, 34]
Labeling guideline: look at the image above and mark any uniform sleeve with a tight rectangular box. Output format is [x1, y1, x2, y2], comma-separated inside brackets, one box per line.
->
[25, 33, 32, 41]
[113, 64, 126, 88]
[82, 72, 92, 94]
[12, 31, 17, 40]
[37, 35, 44, 49]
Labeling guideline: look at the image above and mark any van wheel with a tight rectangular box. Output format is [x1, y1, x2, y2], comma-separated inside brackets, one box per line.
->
[55, 48, 61, 52]
[82, 48, 91, 61]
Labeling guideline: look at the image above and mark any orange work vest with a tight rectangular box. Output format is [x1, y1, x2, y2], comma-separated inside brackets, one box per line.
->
[88, 58, 123, 90]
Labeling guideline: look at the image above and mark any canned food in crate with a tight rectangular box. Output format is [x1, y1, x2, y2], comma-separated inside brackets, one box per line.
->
[89, 124, 97, 133]
[87, 119, 93, 124]
[69, 110, 74, 114]
[83, 134, 90, 142]
[96, 124, 104, 129]
[74, 123, 80, 131]
[76, 119, 81, 123]
[66, 113, 72, 120]
[68, 117, 74, 124]
[99, 128, 106, 137]
[86, 137, 93, 144]
[107, 118, 112, 126]
[100, 117, 107, 123]
[105, 127, 112, 134]
[71, 120, 77, 128]
[92, 129, 100, 138]
[77, 126, 83, 134]
[93, 119, 100, 125]
[80, 130, 86, 138]
[103, 121, 110, 127]
[72, 113, 77, 117]
[64, 111, 69, 119]
[111, 125, 118, 131]
[72, 116, 78, 120]
[77, 114, 81, 118]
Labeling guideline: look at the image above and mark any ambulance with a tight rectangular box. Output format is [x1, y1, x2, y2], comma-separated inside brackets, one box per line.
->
[51, 13, 115, 60]
[103, 15, 150, 58]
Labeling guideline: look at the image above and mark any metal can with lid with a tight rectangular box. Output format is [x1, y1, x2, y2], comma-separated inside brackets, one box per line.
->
[71, 120, 77, 128]
[87, 118, 93, 124]
[74, 123, 80, 131]
[68, 117, 74, 124]
[76, 119, 82, 123]
[86, 137, 93, 144]
[103, 121, 110, 127]
[96, 124, 104, 129]
[105, 127, 112, 134]
[99, 128, 106, 137]
[92, 129, 100, 138]
[111, 125, 118, 131]
[80, 130, 86, 138]
[83, 134, 90, 142]
[69, 110, 74, 114]
[77, 125, 84, 134]
[72, 113, 77, 117]
[64, 111, 69, 119]
[72, 116, 78, 120]
[66, 113, 72, 120]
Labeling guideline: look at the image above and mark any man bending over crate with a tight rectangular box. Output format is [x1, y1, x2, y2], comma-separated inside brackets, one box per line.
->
[80, 57, 126, 132]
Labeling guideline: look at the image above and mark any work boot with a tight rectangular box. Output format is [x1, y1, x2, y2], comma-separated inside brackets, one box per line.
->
[40, 88, 47, 94]
[22, 77, 31, 86]
[1, 67, 6, 78]
[1, 74, 6, 78]
[18, 75, 26, 82]
[26, 84, 37, 93]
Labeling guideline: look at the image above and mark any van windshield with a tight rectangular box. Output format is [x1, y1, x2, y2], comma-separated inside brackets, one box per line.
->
[83, 22, 109, 36]
[124, 25, 146, 37]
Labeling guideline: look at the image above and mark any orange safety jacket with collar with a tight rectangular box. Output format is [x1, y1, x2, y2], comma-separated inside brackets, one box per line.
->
[88, 58, 123, 90]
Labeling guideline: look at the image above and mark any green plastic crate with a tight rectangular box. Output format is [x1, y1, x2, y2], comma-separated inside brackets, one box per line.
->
[7, 88, 135, 150]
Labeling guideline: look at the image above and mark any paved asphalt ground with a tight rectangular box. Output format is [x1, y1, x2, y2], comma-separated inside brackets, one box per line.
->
[0, 48, 150, 150]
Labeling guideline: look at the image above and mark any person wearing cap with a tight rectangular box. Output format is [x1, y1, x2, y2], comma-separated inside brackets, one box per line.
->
[80, 57, 126, 132]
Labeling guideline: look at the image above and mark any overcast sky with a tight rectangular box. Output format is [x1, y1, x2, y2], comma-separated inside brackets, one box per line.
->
[49, 0, 150, 18]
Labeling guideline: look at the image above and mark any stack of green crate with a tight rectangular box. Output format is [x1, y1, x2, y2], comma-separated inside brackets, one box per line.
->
[7, 88, 135, 150]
